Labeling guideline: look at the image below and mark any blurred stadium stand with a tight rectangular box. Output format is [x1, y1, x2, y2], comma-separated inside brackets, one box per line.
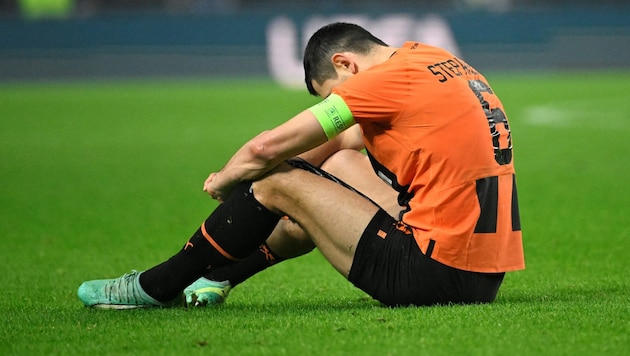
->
[2, 0, 630, 16]
[0, 0, 628, 83]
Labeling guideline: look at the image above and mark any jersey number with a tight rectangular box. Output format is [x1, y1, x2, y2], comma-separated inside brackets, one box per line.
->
[468, 80, 513, 165]
[468, 80, 520, 233]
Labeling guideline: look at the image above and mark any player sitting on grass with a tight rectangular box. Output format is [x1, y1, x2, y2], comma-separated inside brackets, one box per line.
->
[78, 22, 524, 308]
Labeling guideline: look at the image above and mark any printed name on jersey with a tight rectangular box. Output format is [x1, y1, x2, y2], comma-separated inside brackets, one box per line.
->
[427, 57, 479, 83]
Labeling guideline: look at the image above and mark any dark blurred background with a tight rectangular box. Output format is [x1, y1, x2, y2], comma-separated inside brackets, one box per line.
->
[1, 0, 628, 84]
[2, 0, 629, 16]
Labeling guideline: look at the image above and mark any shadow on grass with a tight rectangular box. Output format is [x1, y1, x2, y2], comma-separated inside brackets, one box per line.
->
[496, 281, 627, 305]
[185, 295, 507, 315]
[70, 281, 627, 317]
[200, 295, 383, 314]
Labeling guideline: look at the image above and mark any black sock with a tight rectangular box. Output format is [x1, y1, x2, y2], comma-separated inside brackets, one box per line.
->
[204, 242, 286, 287]
[139, 182, 280, 302]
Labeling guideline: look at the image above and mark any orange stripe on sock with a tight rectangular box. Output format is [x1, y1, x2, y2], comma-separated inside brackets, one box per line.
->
[200, 223, 242, 262]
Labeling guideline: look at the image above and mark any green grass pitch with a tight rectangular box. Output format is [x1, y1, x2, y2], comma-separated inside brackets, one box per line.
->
[0, 72, 628, 354]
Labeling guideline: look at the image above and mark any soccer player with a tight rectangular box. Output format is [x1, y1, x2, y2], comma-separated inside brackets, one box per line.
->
[78, 22, 524, 308]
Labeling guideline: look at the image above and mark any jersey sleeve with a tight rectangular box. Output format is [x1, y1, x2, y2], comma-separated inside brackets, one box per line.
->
[332, 61, 409, 123]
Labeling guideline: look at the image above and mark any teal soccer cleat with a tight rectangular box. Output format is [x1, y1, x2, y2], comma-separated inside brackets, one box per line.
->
[77, 271, 178, 309]
[184, 277, 231, 307]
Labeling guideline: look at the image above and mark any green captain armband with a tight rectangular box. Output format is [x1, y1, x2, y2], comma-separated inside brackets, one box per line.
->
[307, 93, 355, 140]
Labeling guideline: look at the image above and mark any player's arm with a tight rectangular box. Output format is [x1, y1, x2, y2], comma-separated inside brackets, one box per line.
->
[204, 110, 324, 201]
[204, 93, 355, 201]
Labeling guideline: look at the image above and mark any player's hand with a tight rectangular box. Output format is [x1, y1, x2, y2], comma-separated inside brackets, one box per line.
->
[204, 171, 240, 203]
[203, 172, 225, 202]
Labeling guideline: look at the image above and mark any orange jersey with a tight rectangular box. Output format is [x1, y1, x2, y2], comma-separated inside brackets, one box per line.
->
[333, 42, 524, 273]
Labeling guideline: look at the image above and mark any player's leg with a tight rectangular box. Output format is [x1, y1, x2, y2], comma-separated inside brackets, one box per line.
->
[198, 149, 401, 282]
[202, 218, 313, 284]
[77, 153, 395, 309]
[185, 149, 401, 306]
[78, 179, 284, 308]
[183, 218, 314, 306]
[251, 163, 381, 277]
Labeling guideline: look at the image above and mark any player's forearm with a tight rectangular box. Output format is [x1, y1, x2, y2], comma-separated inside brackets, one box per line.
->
[203, 139, 280, 199]
[205, 110, 328, 200]
[217, 138, 284, 185]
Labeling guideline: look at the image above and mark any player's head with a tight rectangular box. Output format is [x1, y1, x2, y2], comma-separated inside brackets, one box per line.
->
[303, 22, 388, 97]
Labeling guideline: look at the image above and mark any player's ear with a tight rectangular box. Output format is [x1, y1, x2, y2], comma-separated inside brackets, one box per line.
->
[331, 53, 358, 74]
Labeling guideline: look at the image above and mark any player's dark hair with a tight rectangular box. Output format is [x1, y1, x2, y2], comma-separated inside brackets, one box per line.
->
[303, 22, 388, 96]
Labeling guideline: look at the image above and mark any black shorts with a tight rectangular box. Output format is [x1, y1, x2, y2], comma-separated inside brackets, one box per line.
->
[348, 209, 505, 307]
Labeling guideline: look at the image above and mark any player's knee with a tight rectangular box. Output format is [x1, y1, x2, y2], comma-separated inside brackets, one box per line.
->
[321, 149, 364, 175]
[250, 163, 294, 214]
